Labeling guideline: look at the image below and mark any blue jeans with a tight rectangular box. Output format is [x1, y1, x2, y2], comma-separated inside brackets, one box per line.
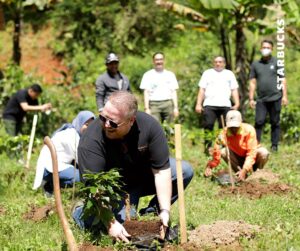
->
[72, 157, 194, 229]
[43, 166, 80, 192]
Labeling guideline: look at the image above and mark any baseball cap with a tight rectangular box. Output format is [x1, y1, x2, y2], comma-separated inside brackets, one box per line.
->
[226, 110, 242, 128]
[105, 53, 119, 64]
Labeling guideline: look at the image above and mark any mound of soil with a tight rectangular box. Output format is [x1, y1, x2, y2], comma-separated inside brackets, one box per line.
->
[188, 220, 260, 249]
[124, 220, 161, 238]
[219, 181, 291, 199]
[23, 204, 55, 222]
[246, 169, 280, 183]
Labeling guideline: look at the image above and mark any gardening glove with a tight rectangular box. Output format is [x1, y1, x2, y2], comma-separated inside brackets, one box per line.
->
[108, 219, 131, 243]
[159, 209, 170, 239]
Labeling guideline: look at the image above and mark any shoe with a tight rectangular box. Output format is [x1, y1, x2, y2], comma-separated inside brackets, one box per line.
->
[271, 145, 278, 152]
[139, 206, 158, 216]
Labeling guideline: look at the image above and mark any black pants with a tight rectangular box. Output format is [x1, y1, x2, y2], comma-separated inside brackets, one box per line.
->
[255, 98, 281, 147]
[203, 106, 231, 150]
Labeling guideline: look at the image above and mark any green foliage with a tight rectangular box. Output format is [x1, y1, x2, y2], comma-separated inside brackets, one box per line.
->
[0, 134, 30, 159]
[78, 169, 124, 228]
[280, 104, 300, 143]
[51, 0, 177, 56]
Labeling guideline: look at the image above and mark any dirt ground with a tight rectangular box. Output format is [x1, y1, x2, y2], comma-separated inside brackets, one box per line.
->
[0, 205, 6, 215]
[23, 203, 55, 222]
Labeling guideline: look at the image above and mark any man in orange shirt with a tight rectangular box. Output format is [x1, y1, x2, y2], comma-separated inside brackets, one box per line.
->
[204, 110, 269, 181]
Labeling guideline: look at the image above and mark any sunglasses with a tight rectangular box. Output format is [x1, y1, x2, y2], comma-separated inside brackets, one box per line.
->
[99, 114, 127, 129]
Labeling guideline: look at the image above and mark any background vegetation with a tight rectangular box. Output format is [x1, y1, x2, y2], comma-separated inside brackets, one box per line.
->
[0, 0, 299, 250]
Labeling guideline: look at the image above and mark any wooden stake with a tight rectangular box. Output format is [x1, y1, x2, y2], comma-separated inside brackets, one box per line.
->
[44, 136, 78, 251]
[174, 124, 187, 244]
[220, 115, 235, 189]
[125, 193, 131, 221]
[25, 114, 38, 169]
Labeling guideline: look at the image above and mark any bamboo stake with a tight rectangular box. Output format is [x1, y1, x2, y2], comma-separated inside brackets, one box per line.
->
[220, 115, 235, 190]
[25, 114, 38, 169]
[125, 194, 131, 221]
[174, 124, 187, 244]
[44, 136, 78, 251]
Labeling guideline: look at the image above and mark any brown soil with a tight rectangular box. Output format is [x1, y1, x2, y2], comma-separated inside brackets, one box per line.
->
[246, 169, 280, 183]
[123, 219, 161, 238]
[188, 220, 260, 249]
[219, 181, 291, 199]
[23, 203, 55, 222]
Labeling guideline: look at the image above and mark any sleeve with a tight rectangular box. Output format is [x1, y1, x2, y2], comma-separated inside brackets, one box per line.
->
[207, 132, 223, 168]
[95, 76, 106, 110]
[249, 63, 257, 80]
[16, 90, 28, 104]
[170, 72, 179, 89]
[78, 135, 106, 179]
[139, 72, 149, 90]
[229, 71, 239, 89]
[242, 128, 258, 172]
[198, 71, 208, 88]
[148, 120, 170, 169]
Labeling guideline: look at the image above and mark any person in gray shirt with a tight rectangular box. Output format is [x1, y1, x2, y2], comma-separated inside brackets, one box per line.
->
[95, 53, 131, 112]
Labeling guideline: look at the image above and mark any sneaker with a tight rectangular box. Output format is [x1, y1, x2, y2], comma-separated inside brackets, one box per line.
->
[271, 145, 278, 152]
[139, 206, 158, 216]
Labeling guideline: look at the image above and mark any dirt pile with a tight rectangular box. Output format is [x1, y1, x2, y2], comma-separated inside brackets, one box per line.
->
[23, 204, 55, 221]
[246, 169, 280, 183]
[188, 220, 260, 249]
[220, 181, 291, 199]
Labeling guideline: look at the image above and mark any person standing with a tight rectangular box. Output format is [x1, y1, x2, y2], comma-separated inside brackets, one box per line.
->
[204, 110, 269, 181]
[249, 40, 288, 152]
[195, 56, 240, 154]
[140, 52, 179, 123]
[95, 53, 131, 113]
[33, 111, 95, 196]
[73, 91, 193, 242]
[2, 84, 52, 136]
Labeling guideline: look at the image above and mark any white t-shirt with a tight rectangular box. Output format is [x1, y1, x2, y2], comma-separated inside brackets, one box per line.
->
[33, 128, 80, 189]
[198, 68, 238, 107]
[140, 69, 179, 101]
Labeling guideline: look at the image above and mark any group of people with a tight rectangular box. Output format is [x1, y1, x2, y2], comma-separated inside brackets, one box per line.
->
[1, 38, 287, 242]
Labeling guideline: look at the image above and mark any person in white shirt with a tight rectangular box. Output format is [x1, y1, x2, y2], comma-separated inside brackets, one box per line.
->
[33, 110, 95, 196]
[140, 52, 179, 123]
[195, 56, 240, 154]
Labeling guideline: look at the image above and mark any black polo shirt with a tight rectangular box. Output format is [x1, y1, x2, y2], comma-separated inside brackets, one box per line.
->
[249, 56, 283, 102]
[3, 88, 38, 123]
[78, 111, 170, 189]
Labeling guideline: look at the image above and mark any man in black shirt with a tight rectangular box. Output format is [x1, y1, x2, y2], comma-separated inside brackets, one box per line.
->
[73, 91, 193, 242]
[2, 84, 52, 135]
[249, 40, 288, 152]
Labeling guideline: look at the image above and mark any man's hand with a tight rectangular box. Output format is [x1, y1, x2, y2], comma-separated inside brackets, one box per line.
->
[204, 166, 212, 177]
[236, 168, 247, 181]
[108, 219, 131, 243]
[282, 96, 288, 106]
[159, 209, 170, 239]
[231, 104, 239, 110]
[195, 104, 203, 114]
[42, 103, 52, 112]
[173, 108, 179, 118]
[249, 100, 256, 109]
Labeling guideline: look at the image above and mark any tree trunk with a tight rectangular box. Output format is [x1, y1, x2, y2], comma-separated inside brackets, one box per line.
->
[220, 24, 232, 70]
[0, 3, 5, 31]
[13, 9, 21, 65]
[234, 18, 248, 116]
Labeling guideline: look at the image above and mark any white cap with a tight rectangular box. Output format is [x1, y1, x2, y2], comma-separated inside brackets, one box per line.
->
[226, 110, 242, 128]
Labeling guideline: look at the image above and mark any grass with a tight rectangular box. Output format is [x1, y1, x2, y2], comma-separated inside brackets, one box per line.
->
[0, 133, 299, 250]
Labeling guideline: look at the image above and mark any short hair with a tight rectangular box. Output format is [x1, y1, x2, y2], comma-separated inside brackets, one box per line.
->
[30, 84, 43, 93]
[213, 56, 225, 63]
[152, 52, 164, 59]
[108, 91, 138, 118]
[261, 40, 273, 47]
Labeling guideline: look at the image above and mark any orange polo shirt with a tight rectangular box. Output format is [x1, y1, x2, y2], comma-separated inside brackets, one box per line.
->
[207, 123, 258, 172]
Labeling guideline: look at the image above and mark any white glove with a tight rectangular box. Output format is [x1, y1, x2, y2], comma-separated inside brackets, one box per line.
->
[159, 209, 170, 227]
[108, 219, 131, 243]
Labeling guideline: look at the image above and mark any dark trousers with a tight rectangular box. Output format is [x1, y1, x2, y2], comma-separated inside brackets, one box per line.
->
[255, 99, 281, 146]
[203, 106, 231, 150]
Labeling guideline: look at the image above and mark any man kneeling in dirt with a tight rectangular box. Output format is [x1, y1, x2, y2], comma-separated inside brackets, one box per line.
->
[73, 91, 193, 242]
[204, 110, 269, 181]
